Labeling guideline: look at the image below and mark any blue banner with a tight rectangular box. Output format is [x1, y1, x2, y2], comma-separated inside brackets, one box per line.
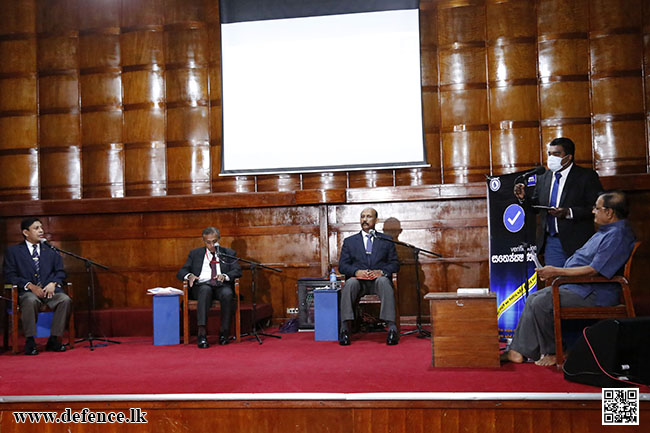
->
[487, 172, 539, 339]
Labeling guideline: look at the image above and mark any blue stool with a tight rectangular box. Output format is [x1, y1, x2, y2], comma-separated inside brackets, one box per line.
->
[153, 295, 180, 345]
[314, 288, 340, 341]
[36, 312, 53, 338]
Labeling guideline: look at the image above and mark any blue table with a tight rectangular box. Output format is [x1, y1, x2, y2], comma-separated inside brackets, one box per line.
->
[314, 287, 340, 341]
[153, 294, 180, 345]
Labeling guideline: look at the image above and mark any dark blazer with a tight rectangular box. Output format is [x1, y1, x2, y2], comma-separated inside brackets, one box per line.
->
[3, 242, 66, 297]
[176, 246, 242, 283]
[529, 164, 603, 256]
[338, 231, 400, 279]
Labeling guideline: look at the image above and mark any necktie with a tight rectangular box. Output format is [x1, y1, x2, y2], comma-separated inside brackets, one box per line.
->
[209, 252, 218, 286]
[547, 172, 562, 236]
[365, 234, 373, 254]
[32, 245, 41, 287]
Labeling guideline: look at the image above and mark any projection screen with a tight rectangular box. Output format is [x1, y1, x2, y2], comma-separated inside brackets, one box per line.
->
[220, 0, 426, 174]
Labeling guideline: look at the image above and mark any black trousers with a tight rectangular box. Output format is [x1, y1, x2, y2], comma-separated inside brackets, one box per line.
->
[190, 282, 235, 336]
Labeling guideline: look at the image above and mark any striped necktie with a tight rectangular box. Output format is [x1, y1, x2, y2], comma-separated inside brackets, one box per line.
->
[32, 245, 41, 287]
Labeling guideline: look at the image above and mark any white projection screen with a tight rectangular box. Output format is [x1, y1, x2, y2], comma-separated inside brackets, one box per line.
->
[219, 0, 426, 175]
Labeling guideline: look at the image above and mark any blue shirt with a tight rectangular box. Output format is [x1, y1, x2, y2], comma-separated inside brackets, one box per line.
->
[562, 219, 635, 305]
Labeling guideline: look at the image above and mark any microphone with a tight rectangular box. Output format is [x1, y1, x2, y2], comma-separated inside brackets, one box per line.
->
[368, 229, 378, 239]
[515, 166, 545, 184]
[39, 238, 60, 251]
[521, 166, 545, 178]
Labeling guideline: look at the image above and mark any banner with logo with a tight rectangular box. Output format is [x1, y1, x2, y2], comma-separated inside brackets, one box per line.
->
[487, 171, 539, 339]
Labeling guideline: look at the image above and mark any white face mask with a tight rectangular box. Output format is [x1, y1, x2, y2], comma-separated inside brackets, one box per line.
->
[547, 155, 565, 172]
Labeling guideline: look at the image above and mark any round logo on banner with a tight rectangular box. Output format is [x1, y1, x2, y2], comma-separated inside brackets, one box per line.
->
[503, 204, 525, 233]
[489, 177, 501, 192]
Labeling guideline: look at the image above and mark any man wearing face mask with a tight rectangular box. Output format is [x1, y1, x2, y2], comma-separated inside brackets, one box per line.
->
[514, 137, 603, 267]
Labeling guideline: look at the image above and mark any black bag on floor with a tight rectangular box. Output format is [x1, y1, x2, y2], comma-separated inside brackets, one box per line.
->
[563, 317, 650, 388]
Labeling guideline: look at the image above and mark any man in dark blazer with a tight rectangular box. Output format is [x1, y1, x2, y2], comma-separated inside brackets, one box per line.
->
[338, 207, 400, 346]
[3, 217, 71, 355]
[177, 226, 242, 348]
[515, 137, 603, 267]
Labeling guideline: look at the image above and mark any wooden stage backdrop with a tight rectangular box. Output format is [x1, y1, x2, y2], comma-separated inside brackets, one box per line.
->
[1, 0, 650, 322]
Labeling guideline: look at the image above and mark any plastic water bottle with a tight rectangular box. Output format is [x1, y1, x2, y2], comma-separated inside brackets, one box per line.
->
[329, 268, 337, 289]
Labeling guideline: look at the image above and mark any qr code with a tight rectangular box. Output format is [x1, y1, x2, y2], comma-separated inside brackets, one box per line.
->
[602, 388, 639, 425]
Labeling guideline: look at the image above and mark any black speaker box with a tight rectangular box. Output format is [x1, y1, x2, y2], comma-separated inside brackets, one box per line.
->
[563, 317, 650, 387]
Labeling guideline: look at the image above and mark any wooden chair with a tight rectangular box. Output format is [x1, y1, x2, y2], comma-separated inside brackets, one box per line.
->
[182, 279, 241, 344]
[551, 241, 641, 368]
[3, 283, 75, 354]
[354, 274, 400, 332]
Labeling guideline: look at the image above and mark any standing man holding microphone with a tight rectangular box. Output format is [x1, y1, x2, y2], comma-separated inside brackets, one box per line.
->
[514, 137, 603, 267]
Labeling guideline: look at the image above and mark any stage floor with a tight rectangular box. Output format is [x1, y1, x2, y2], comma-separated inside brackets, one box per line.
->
[3, 328, 637, 401]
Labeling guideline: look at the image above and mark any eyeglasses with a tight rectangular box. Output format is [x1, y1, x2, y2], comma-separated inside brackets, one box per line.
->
[592, 206, 609, 212]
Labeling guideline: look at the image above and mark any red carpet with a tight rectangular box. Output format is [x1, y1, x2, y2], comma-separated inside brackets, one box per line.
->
[1, 330, 603, 396]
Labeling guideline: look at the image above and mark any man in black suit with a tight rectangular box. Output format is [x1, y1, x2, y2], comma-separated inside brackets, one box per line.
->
[338, 208, 400, 346]
[3, 217, 71, 355]
[515, 137, 603, 267]
[177, 227, 242, 348]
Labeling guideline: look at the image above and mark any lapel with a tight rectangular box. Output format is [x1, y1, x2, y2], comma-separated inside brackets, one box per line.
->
[558, 165, 578, 207]
[20, 242, 39, 273]
[539, 171, 552, 206]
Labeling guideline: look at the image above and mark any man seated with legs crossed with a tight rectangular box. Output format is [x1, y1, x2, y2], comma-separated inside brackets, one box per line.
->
[338, 207, 400, 346]
[503, 191, 636, 366]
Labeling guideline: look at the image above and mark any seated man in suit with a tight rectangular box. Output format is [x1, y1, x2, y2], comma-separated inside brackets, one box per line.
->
[503, 191, 636, 366]
[3, 217, 71, 355]
[177, 227, 242, 348]
[338, 207, 400, 346]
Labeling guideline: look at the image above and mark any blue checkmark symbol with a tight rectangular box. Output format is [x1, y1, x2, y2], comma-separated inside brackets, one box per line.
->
[503, 204, 525, 233]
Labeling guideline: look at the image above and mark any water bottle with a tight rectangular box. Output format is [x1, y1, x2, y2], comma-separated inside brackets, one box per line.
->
[329, 268, 337, 289]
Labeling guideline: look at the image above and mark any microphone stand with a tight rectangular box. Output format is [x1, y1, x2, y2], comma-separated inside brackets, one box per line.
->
[217, 251, 282, 345]
[371, 234, 441, 338]
[42, 242, 120, 351]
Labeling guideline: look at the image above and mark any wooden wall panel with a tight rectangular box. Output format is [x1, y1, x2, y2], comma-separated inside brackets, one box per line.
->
[0, 0, 39, 201]
[1, 0, 650, 200]
[438, 1, 490, 183]
[36, 1, 82, 200]
[487, 0, 540, 175]
[537, 0, 593, 167]
[79, 1, 124, 198]
[164, 14, 211, 195]
[121, 1, 166, 196]
[2, 399, 649, 433]
[590, 0, 647, 175]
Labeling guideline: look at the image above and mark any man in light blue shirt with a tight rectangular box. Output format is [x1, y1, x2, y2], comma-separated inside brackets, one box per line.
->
[504, 191, 636, 366]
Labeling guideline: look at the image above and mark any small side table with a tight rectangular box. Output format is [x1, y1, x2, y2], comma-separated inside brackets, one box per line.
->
[153, 294, 180, 345]
[424, 292, 499, 368]
[314, 287, 340, 341]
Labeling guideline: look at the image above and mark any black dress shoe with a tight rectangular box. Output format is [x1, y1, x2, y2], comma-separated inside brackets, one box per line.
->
[45, 340, 66, 352]
[338, 330, 350, 346]
[197, 335, 209, 349]
[219, 335, 229, 345]
[24, 338, 38, 356]
[386, 329, 399, 346]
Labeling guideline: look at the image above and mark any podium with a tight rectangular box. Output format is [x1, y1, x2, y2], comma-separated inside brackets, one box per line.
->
[424, 292, 499, 368]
